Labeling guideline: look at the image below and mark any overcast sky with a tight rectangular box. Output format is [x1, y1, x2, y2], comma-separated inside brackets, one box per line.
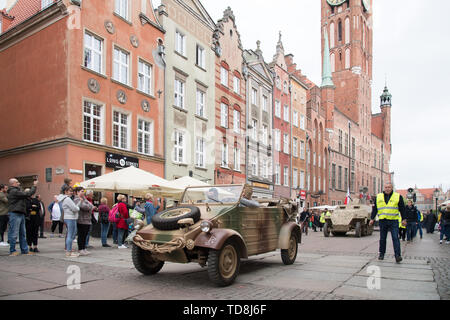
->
[154, 0, 450, 191]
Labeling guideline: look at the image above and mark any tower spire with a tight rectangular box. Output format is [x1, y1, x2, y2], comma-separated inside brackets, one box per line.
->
[321, 26, 334, 88]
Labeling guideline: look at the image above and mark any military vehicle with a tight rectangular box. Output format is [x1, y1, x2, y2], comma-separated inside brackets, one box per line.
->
[323, 201, 374, 237]
[128, 184, 301, 286]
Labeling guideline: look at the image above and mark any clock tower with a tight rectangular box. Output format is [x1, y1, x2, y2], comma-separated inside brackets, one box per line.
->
[321, 0, 372, 125]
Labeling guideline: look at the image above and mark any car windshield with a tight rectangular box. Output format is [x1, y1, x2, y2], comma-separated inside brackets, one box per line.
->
[181, 185, 244, 205]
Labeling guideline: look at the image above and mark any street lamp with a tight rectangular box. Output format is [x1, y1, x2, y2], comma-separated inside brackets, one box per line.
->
[434, 188, 440, 215]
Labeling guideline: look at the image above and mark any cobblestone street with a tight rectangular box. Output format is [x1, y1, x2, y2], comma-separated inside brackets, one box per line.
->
[0, 227, 448, 301]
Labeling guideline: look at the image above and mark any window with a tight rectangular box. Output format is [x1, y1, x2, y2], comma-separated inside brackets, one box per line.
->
[262, 125, 268, 145]
[284, 167, 289, 187]
[293, 111, 299, 127]
[138, 59, 152, 95]
[338, 20, 342, 42]
[220, 67, 228, 87]
[174, 78, 185, 109]
[307, 174, 310, 191]
[220, 103, 228, 128]
[338, 129, 343, 153]
[345, 17, 350, 44]
[234, 148, 240, 171]
[330, 22, 335, 48]
[115, 0, 130, 20]
[233, 110, 241, 133]
[275, 164, 280, 185]
[221, 143, 228, 167]
[313, 177, 316, 192]
[299, 171, 305, 189]
[345, 133, 349, 155]
[138, 119, 153, 155]
[174, 130, 185, 163]
[344, 168, 348, 191]
[300, 115, 305, 130]
[352, 137, 356, 159]
[113, 110, 129, 150]
[332, 164, 336, 189]
[196, 89, 205, 117]
[318, 155, 321, 168]
[283, 81, 288, 94]
[293, 169, 298, 189]
[251, 155, 258, 176]
[196, 44, 205, 69]
[196, 138, 206, 168]
[84, 32, 103, 74]
[300, 141, 305, 160]
[276, 76, 281, 89]
[283, 134, 289, 154]
[262, 95, 268, 112]
[251, 88, 258, 105]
[351, 172, 355, 192]
[293, 138, 298, 158]
[331, 53, 335, 73]
[113, 47, 130, 85]
[313, 152, 316, 166]
[83, 101, 102, 144]
[284, 105, 289, 122]
[345, 48, 351, 69]
[338, 166, 342, 190]
[262, 159, 268, 179]
[275, 100, 281, 118]
[274, 130, 281, 151]
[252, 119, 258, 140]
[42, 0, 53, 9]
[175, 30, 186, 56]
[233, 76, 240, 95]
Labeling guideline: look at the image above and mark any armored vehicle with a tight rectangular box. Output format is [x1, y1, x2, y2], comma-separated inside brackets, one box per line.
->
[323, 202, 374, 237]
[129, 185, 301, 286]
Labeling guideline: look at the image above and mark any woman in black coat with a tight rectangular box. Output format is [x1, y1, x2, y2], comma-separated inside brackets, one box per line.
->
[426, 210, 437, 234]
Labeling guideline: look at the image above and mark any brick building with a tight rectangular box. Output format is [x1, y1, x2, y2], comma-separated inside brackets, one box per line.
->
[0, 0, 166, 227]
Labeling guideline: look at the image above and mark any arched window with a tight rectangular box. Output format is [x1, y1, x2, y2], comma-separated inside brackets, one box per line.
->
[338, 20, 342, 42]
[331, 53, 335, 72]
[330, 22, 335, 48]
[362, 22, 366, 49]
[345, 17, 350, 44]
[345, 48, 350, 69]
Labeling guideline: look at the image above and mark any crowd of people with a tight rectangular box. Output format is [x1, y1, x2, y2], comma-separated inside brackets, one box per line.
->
[0, 177, 161, 258]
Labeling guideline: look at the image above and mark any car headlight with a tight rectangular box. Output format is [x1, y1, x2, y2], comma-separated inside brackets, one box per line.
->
[200, 220, 213, 233]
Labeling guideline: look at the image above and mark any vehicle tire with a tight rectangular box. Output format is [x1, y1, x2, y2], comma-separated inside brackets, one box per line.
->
[207, 240, 240, 287]
[355, 221, 362, 238]
[323, 222, 330, 237]
[281, 232, 298, 265]
[151, 205, 200, 230]
[132, 244, 164, 275]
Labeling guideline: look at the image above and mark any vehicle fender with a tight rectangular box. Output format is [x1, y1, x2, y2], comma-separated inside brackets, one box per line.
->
[195, 229, 248, 259]
[278, 222, 302, 249]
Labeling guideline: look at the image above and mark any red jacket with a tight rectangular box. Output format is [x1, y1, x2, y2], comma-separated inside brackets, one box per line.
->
[116, 202, 129, 230]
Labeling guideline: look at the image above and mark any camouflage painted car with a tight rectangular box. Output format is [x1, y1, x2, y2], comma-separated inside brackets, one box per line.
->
[323, 202, 374, 237]
[130, 184, 301, 286]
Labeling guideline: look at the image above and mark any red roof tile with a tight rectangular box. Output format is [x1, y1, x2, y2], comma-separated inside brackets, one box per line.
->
[5, 0, 55, 32]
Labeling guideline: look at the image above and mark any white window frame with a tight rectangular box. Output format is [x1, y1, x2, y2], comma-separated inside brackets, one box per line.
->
[112, 109, 131, 150]
[173, 130, 186, 164]
[262, 125, 268, 145]
[137, 118, 154, 156]
[283, 134, 289, 154]
[293, 168, 298, 189]
[138, 58, 153, 96]
[283, 166, 289, 187]
[300, 115, 305, 130]
[293, 137, 298, 158]
[233, 76, 240, 95]
[83, 100, 104, 145]
[84, 31, 104, 75]
[174, 78, 185, 109]
[284, 105, 289, 122]
[251, 155, 258, 176]
[115, 0, 130, 21]
[275, 164, 280, 185]
[196, 137, 206, 168]
[196, 89, 206, 118]
[274, 130, 281, 152]
[221, 143, 228, 168]
[251, 88, 258, 105]
[234, 147, 240, 171]
[233, 110, 241, 134]
[220, 103, 228, 128]
[262, 95, 268, 112]
[293, 111, 299, 127]
[252, 119, 258, 140]
[300, 140, 305, 160]
[275, 100, 281, 118]
[196, 44, 205, 69]
[300, 171, 305, 189]
[220, 67, 228, 87]
[113, 46, 130, 86]
[175, 30, 186, 56]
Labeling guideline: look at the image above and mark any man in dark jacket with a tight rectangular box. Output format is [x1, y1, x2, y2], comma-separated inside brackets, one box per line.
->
[404, 200, 418, 242]
[37, 195, 46, 239]
[7, 178, 38, 256]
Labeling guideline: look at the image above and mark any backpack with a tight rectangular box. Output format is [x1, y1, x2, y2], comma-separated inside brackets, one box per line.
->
[108, 205, 120, 223]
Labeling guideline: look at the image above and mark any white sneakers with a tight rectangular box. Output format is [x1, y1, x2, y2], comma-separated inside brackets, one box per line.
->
[79, 249, 91, 256]
[118, 245, 128, 249]
[0, 242, 9, 247]
[65, 251, 80, 258]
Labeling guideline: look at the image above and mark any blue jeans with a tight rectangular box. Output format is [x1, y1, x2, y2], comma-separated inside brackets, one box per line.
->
[112, 223, 118, 243]
[379, 219, 401, 257]
[8, 212, 29, 254]
[101, 222, 110, 245]
[440, 224, 450, 241]
[415, 222, 423, 238]
[118, 228, 125, 246]
[85, 224, 93, 246]
[64, 219, 77, 252]
[406, 222, 416, 241]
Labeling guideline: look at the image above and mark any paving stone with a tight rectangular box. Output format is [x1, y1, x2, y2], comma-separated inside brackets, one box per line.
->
[345, 275, 438, 293]
[334, 285, 440, 300]
[0, 291, 67, 300]
[0, 276, 63, 295]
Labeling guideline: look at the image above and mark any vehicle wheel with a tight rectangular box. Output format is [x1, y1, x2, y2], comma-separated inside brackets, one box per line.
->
[132, 244, 164, 275]
[207, 240, 240, 287]
[355, 222, 362, 238]
[281, 233, 298, 265]
[323, 222, 330, 237]
[151, 205, 200, 230]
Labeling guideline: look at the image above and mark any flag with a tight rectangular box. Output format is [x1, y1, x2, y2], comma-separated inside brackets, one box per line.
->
[344, 187, 351, 205]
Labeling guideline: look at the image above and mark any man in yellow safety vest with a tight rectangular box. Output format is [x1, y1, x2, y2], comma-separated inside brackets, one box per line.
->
[369, 182, 406, 263]
[319, 210, 331, 231]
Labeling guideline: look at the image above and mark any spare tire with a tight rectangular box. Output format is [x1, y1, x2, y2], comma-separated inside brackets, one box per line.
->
[151, 206, 201, 230]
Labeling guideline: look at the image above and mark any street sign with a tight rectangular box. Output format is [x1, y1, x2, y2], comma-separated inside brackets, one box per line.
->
[300, 190, 306, 200]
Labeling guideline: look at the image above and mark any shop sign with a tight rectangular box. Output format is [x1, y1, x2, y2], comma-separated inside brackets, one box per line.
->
[106, 153, 139, 169]
[299, 190, 306, 200]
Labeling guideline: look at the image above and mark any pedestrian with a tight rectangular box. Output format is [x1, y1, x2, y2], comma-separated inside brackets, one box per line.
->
[426, 209, 437, 234]
[369, 182, 405, 263]
[438, 205, 450, 244]
[73, 187, 94, 256]
[404, 200, 419, 243]
[98, 197, 111, 248]
[26, 193, 42, 252]
[37, 195, 47, 239]
[398, 215, 406, 241]
[7, 178, 38, 256]
[84, 190, 96, 249]
[414, 209, 423, 239]
[48, 195, 64, 238]
[299, 208, 309, 235]
[0, 184, 9, 246]
[60, 177, 72, 195]
[58, 186, 80, 258]
[144, 193, 160, 226]
[116, 194, 130, 249]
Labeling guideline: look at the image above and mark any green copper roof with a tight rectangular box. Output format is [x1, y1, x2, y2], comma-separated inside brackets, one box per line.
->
[380, 86, 392, 106]
[321, 27, 334, 88]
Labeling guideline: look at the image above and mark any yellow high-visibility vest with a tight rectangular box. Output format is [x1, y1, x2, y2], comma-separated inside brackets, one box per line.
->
[420, 212, 423, 222]
[320, 213, 325, 223]
[398, 215, 406, 229]
[376, 192, 401, 221]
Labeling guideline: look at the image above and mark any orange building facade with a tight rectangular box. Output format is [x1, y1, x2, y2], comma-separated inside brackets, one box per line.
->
[0, 0, 166, 227]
